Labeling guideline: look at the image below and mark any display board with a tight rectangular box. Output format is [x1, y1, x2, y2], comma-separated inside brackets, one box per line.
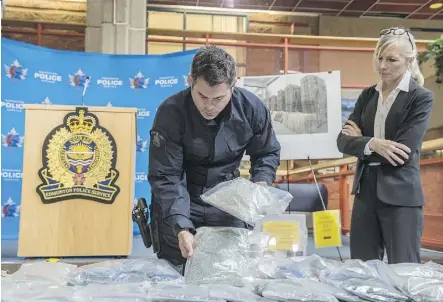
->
[237, 71, 343, 160]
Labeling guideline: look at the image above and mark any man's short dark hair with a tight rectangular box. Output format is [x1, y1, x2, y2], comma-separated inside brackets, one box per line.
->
[190, 45, 237, 87]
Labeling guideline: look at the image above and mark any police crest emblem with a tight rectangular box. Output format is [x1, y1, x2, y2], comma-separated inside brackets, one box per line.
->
[152, 131, 161, 148]
[37, 107, 120, 204]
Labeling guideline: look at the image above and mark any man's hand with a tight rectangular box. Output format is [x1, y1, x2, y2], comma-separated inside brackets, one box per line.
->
[178, 230, 194, 258]
[369, 138, 411, 166]
[342, 120, 362, 137]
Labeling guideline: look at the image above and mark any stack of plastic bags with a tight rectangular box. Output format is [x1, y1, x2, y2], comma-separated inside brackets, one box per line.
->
[251, 255, 365, 302]
[2, 254, 443, 301]
[66, 258, 183, 286]
[256, 279, 339, 302]
[72, 283, 150, 302]
[182, 178, 292, 287]
[2, 262, 77, 302]
[3, 177, 443, 301]
[2, 259, 184, 302]
[249, 257, 443, 302]
[184, 227, 255, 286]
[319, 259, 411, 302]
[367, 259, 443, 302]
[256, 254, 341, 280]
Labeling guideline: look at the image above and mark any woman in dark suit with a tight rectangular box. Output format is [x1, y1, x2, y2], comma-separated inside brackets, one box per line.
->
[337, 27, 434, 264]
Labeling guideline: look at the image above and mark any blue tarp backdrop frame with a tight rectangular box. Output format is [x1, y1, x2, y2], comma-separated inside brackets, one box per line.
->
[1, 38, 197, 240]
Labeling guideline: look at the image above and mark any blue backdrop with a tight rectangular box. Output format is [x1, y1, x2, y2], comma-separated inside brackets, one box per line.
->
[1, 38, 197, 240]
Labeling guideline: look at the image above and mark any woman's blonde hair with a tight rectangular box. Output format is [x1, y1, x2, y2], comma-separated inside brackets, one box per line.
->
[373, 27, 424, 86]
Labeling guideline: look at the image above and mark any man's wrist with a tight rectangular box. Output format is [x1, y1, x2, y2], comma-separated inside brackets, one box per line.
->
[251, 175, 273, 186]
[178, 229, 189, 239]
[178, 228, 189, 234]
[170, 216, 195, 237]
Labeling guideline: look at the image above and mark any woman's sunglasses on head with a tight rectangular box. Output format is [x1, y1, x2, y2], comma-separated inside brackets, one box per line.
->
[380, 27, 414, 50]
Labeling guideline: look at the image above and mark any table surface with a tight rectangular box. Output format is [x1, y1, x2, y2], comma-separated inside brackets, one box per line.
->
[2, 234, 443, 267]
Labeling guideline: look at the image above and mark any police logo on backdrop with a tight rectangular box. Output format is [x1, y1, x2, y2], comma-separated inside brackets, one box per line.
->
[137, 108, 150, 120]
[1, 169, 23, 181]
[183, 74, 189, 87]
[136, 135, 148, 152]
[135, 172, 148, 184]
[69, 69, 89, 88]
[42, 97, 52, 105]
[2, 128, 24, 148]
[155, 76, 178, 88]
[97, 77, 123, 88]
[36, 107, 120, 204]
[2, 99, 24, 112]
[34, 71, 62, 84]
[4, 60, 28, 80]
[129, 72, 149, 89]
[2, 198, 20, 218]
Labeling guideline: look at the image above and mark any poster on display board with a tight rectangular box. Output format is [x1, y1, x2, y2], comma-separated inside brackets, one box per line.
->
[237, 71, 343, 160]
[341, 88, 363, 125]
[1, 38, 197, 240]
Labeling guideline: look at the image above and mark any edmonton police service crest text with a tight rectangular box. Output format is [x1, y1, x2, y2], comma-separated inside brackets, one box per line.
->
[37, 107, 120, 204]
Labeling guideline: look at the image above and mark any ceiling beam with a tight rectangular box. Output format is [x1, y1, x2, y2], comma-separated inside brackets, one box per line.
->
[380, 2, 430, 6]
[337, 0, 355, 16]
[405, 0, 434, 19]
[291, 0, 303, 12]
[360, 0, 381, 17]
[306, 0, 349, 2]
[297, 7, 341, 12]
[428, 7, 443, 20]
[268, 0, 277, 10]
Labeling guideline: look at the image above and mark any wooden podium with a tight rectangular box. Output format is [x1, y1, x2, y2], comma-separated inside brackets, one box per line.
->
[18, 105, 137, 257]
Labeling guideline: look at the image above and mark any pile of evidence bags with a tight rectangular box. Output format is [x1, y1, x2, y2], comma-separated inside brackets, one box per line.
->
[3, 178, 443, 301]
[3, 255, 443, 301]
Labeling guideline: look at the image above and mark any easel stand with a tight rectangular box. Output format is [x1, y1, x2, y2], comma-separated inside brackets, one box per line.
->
[306, 156, 344, 262]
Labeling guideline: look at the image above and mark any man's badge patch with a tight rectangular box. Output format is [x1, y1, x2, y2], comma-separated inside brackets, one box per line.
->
[151, 130, 165, 148]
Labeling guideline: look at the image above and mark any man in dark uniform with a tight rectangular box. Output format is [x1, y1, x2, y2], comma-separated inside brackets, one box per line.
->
[148, 46, 280, 267]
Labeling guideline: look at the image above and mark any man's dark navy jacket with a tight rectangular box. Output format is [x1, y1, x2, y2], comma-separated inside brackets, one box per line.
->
[148, 86, 280, 235]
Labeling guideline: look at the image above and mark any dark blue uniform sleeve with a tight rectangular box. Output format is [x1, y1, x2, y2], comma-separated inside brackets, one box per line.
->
[246, 101, 281, 185]
[148, 103, 195, 236]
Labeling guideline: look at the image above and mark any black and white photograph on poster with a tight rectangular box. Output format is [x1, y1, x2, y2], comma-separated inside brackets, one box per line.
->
[237, 71, 343, 160]
[241, 74, 328, 135]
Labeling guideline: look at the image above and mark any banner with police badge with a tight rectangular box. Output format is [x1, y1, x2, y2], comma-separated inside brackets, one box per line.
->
[1, 38, 196, 240]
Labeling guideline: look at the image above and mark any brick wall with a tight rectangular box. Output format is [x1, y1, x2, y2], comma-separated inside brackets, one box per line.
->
[246, 48, 281, 76]
[322, 180, 340, 211]
[421, 164, 443, 248]
[2, 30, 85, 51]
[245, 48, 321, 75]
[245, 13, 319, 75]
[2, 31, 38, 46]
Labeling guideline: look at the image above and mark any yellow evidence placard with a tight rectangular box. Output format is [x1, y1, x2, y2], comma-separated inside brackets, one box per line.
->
[262, 221, 300, 251]
[313, 210, 342, 248]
